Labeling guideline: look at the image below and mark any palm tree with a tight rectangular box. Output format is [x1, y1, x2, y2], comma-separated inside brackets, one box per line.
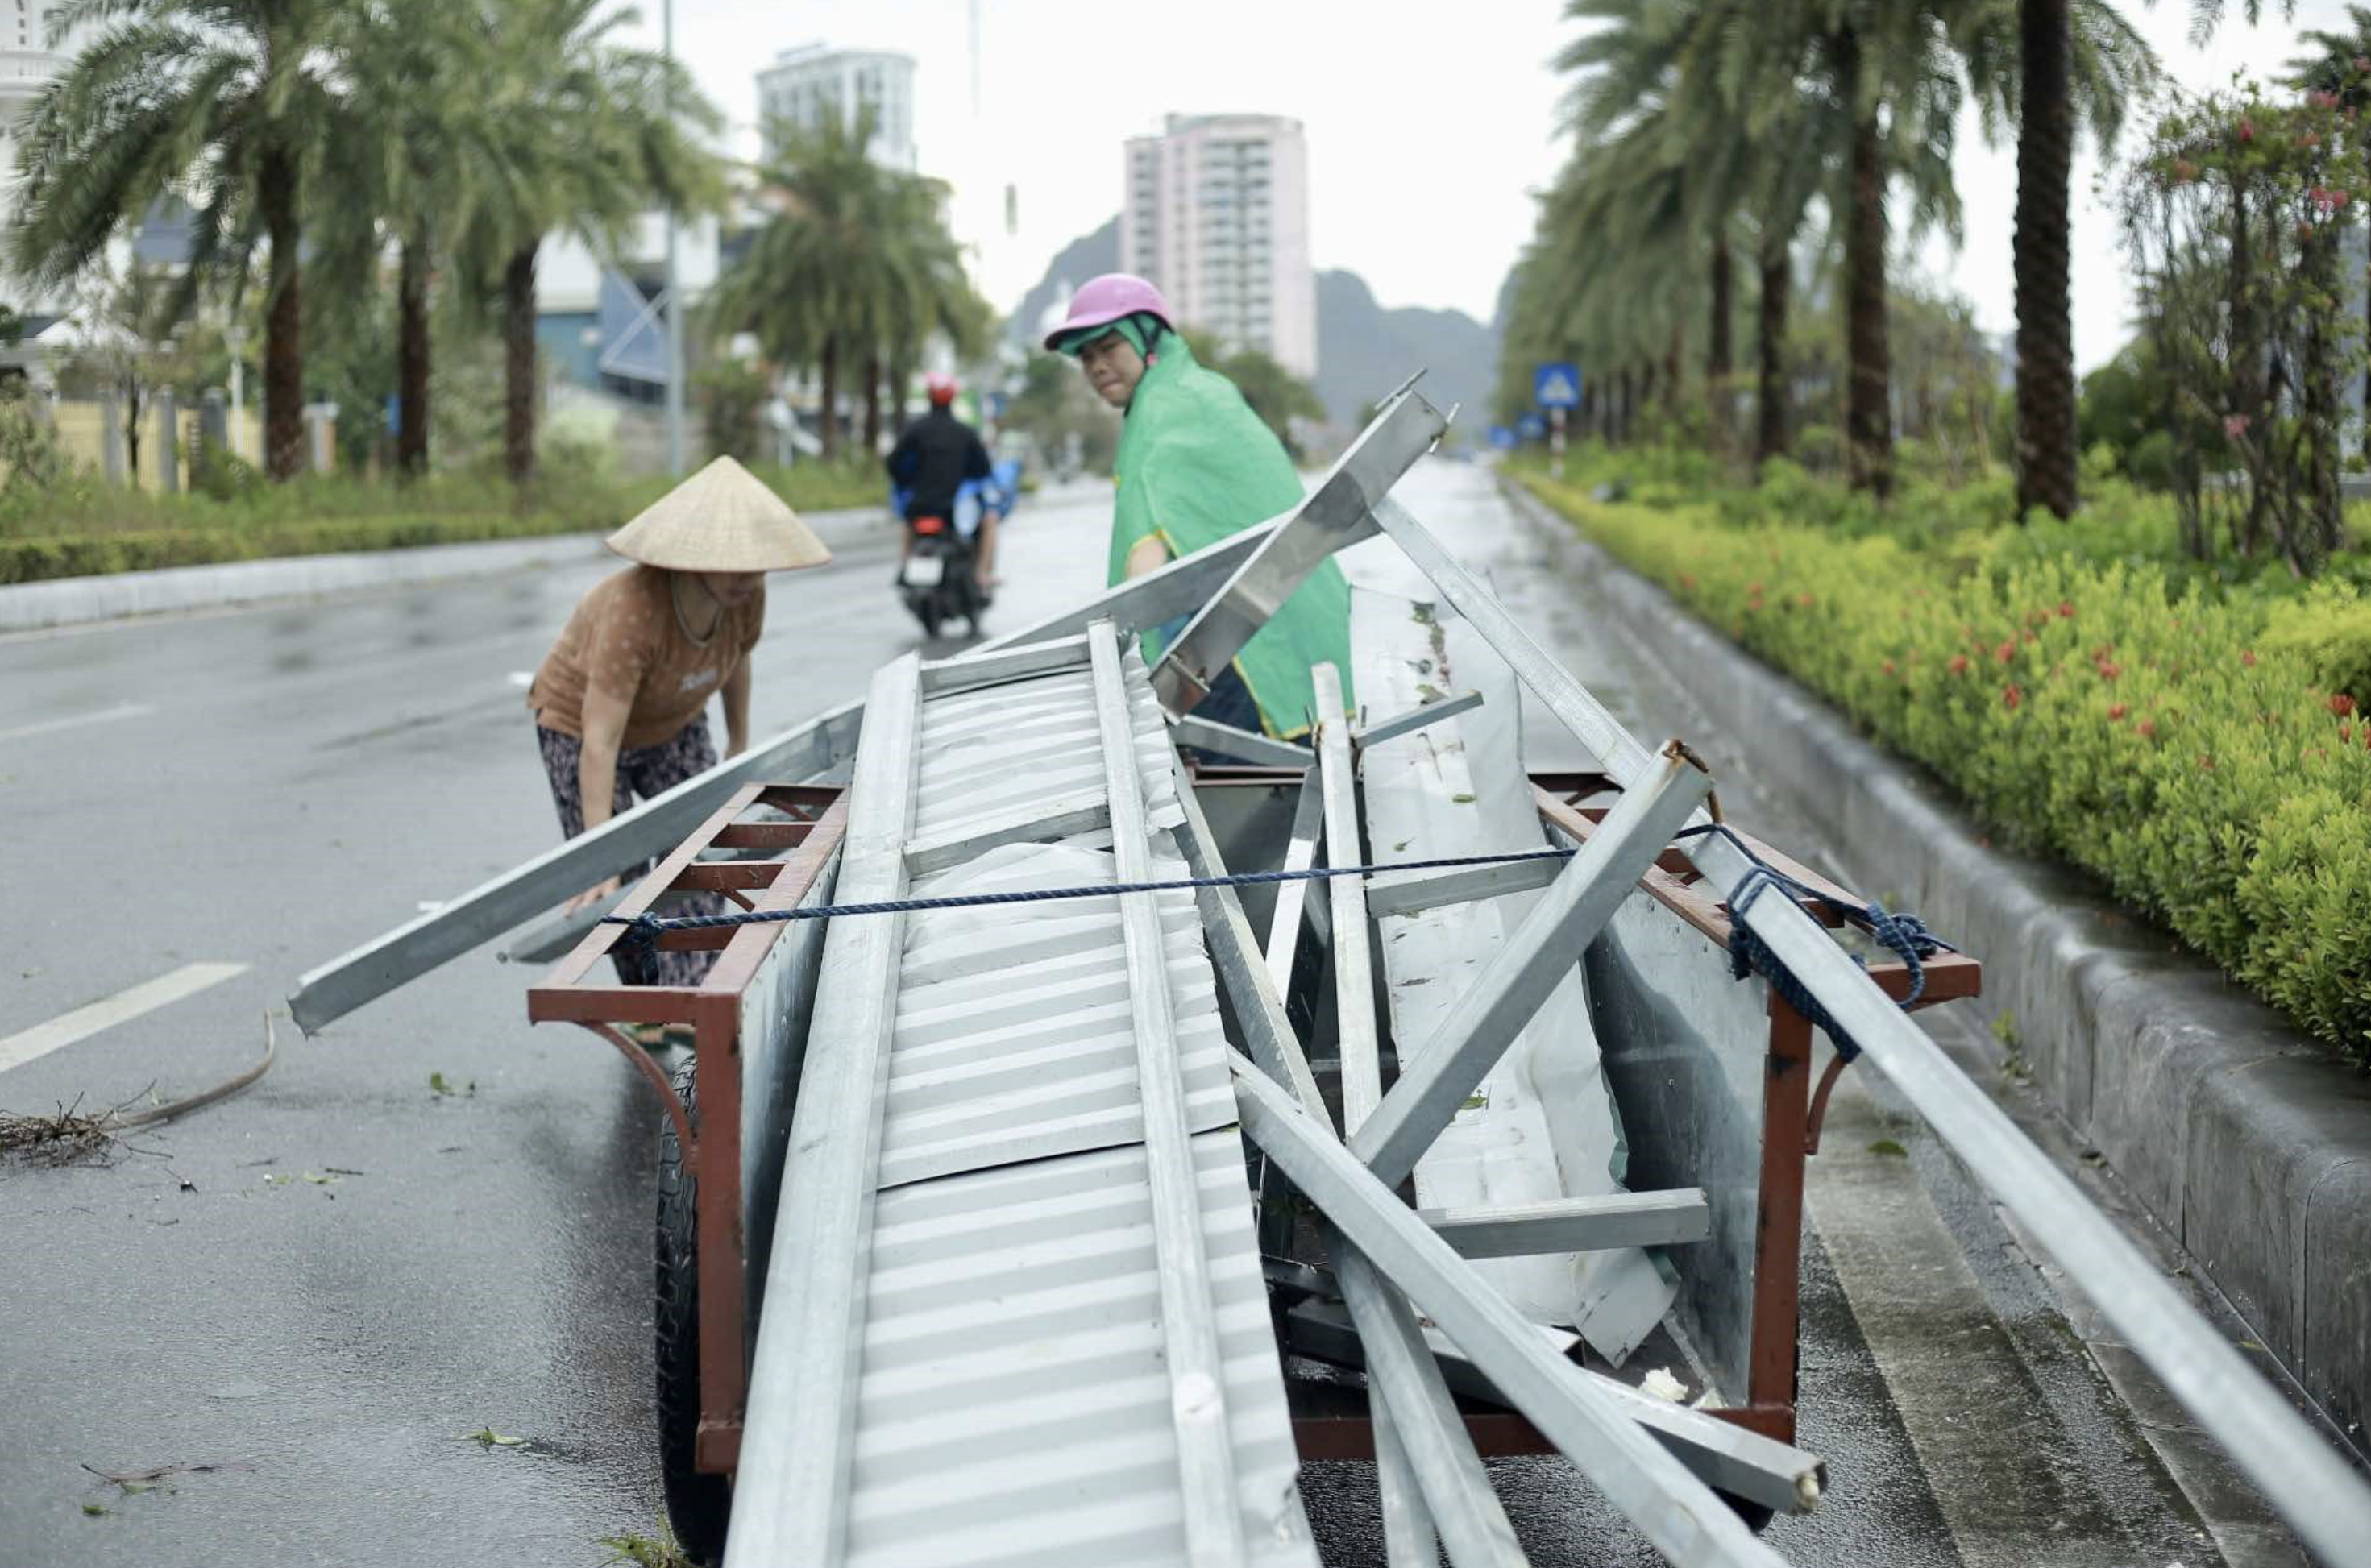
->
[13, 0, 347, 479]
[455, 0, 720, 487]
[1946, 0, 2156, 518]
[710, 110, 986, 462]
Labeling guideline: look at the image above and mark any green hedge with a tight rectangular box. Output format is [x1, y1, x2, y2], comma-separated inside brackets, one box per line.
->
[1518, 467, 2371, 1064]
[0, 458, 888, 586]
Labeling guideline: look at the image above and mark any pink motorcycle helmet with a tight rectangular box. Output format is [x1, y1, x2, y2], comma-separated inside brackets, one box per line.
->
[1044, 273, 1176, 352]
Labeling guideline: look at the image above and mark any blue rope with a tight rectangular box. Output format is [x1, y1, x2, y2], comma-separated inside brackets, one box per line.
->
[1675, 822, 1954, 1062]
[602, 847, 1578, 953]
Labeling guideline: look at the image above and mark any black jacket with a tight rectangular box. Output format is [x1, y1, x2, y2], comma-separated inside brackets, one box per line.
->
[887, 407, 991, 521]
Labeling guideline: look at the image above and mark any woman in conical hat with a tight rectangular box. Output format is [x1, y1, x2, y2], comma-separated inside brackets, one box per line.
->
[526, 456, 830, 995]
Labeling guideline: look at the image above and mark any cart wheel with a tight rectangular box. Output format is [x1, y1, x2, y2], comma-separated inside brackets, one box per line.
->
[656, 1058, 731, 1566]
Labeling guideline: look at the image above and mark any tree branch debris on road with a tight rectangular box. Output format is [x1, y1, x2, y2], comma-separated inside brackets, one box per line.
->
[0, 1013, 280, 1165]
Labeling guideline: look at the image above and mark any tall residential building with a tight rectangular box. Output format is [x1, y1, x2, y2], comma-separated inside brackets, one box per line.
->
[755, 44, 916, 172]
[1119, 114, 1316, 381]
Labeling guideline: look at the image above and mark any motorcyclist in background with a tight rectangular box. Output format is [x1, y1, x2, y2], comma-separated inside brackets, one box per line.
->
[887, 373, 996, 595]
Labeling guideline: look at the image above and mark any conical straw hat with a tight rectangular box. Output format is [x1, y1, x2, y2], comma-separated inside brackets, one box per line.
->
[604, 456, 833, 573]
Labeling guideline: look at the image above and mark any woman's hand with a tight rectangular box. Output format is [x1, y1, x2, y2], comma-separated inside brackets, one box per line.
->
[565, 875, 622, 915]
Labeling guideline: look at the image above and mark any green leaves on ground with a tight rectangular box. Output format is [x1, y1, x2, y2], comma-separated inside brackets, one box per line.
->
[1522, 461, 2371, 1064]
[459, 1428, 525, 1449]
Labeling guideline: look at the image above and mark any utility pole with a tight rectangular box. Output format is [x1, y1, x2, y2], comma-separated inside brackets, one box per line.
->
[662, 0, 686, 475]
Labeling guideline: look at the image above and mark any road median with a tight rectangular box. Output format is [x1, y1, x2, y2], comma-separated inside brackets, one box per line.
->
[1501, 471, 2371, 1458]
[0, 504, 892, 635]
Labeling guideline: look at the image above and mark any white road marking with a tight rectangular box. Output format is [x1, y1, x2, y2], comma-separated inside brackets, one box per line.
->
[506, 671, 534, 688]
[0, 962, 249, 1075]
[0, 702, 154, 745]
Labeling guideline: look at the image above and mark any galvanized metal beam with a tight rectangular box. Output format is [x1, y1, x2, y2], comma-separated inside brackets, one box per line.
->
[727, 657, 923, 1566]
[1233, 1054, 1790, 1568]
[288, 698, 866, 1032]
[1167, 761, 1327, 1123]
[1281, 1296, 1823, 1517]
[899, 786, 1108, 876]
[1152, 387, 1447, 715]
[1170, 712, 1313, 768]
[1312, 664, 1526, 1568]
[1372, 491, 2371, 1562]
[1420, 1190, 1712, 1259]
[1261, 769, 1327, 996]
[1087, 620, 1246, 1568]
[1352, 746, 1714, 1188]
[919, 632, 1093, 694]
[1364, 853, 1566, 919]
[1352, 688, 1484, 749]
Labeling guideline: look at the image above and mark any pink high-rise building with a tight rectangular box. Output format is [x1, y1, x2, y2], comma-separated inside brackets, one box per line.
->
[1120, 114, 1316, 381]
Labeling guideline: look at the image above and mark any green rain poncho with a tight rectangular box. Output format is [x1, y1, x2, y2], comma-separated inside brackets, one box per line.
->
[1082, 326, 1354, 737]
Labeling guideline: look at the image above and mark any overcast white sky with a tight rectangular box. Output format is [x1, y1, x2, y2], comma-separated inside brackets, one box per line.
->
[623, 0, 2338, 371]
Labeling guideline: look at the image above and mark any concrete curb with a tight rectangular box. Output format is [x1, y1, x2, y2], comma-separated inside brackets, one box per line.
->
[0, 504, 895, 636]
[1501, 476, 2371, 1454]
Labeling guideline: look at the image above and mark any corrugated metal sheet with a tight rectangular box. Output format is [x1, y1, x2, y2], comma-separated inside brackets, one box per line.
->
[770, 642, 1314, 1566]
[846, 1130, 1311, 1567]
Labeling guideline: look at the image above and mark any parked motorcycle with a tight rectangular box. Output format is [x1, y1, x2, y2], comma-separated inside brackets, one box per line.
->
[891, 458, 1022, 640]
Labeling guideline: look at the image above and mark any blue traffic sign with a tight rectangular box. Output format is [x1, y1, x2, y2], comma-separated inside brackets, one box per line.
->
[1488, 425, 1518, 450]
[1517, 413, 1547, 442]
[1534, 362, 1582, 409]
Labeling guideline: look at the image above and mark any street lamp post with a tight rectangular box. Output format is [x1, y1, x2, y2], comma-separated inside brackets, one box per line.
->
[662, 0, 686, 475]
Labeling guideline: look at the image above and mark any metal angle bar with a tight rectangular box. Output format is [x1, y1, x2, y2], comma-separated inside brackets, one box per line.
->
[289, 697, 865, 1031]
[1368, 1379, 1442, 1568]
[1420, 1190, 1712, 1259]
[1317, 666, 1526, 1568]
[968, 518, 1278, 657]
[1387, 492, 2371, 1560]
[1262, 769, 1327, 996]
[1353, 746, 1713, 1188]
[1352, 688, 1485, 749]
[919, 632, 1094, 694]
[1167, 761, 1327, 1122]
[1315, 665, 1377, 1136]
[1170, 712, 1312, 768]
[725, 658, 922, 1567]
[1335, 1241, 1529, 1566]
[1087, 620, 1246, 1568]
[1364, 854, 1566, 920]
[1152, 388, 1448, 714]
[1282, 1296, 1822, 1516]
[1234, 1056, 1789, 1568]
[900, 786, 1110, 877]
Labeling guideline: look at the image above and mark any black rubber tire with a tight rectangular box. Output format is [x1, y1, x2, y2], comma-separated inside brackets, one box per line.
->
[656, 1059, 731, 1566]
[919, 599, 943, 638]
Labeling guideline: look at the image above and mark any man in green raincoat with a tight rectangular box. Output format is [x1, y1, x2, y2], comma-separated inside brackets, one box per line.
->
[1047, 273, 1352, 739]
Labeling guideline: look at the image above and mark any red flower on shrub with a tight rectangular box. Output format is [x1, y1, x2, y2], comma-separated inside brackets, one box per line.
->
[2108, 703, 2128, 720]
[2057, 600, 2075, 619]
[2136, 719, 2157, 739]
[1883, 659, 1897, 676]
[2096, 661, 2121, 681]
[2003, 684, 2023, 711]
[1950, 654, 1970, 675]
[2240, 118, 2256, 142]
[2241, 649, 2257, 667]
[2199, 755, 2215, 770]
[1996, 639, 2017, 664]
[2332, 693, 2358, 718]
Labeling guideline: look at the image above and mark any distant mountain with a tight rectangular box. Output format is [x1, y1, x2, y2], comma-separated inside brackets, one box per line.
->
[1315, 270, 1497, 436]
[1007, 218, 1120, 351]
[1007, 219, 1501, 438]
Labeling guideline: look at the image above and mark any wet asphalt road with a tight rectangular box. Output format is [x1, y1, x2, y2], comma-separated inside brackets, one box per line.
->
[0, 462, 2311, 1566]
